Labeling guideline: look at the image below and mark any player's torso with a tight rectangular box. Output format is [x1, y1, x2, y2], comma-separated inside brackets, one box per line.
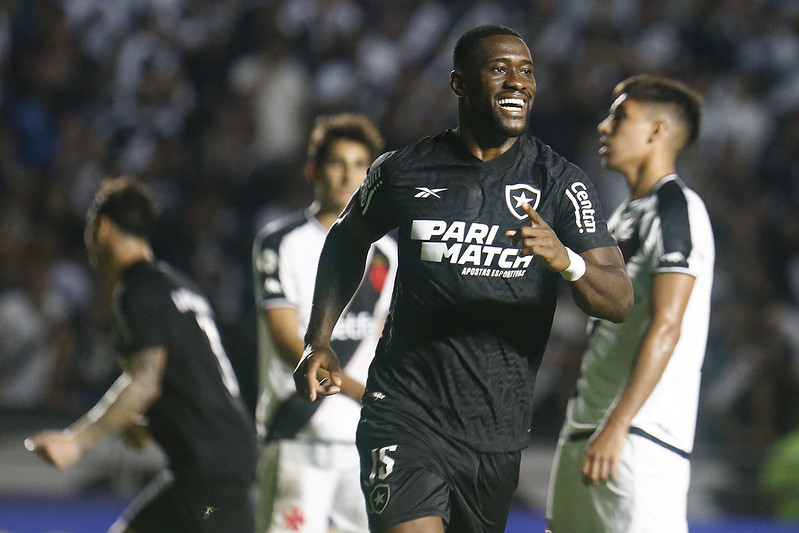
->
[385, 135, 569, 309]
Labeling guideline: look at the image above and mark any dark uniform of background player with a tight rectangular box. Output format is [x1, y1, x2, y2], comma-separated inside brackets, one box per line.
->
[26, 177, 258, 533]
[294, 25, 633, 533]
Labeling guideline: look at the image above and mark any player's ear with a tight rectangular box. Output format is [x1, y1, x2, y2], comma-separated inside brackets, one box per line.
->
[304, 162, 317, 185]
[650, 118, 669, 144]
[450, 70, 465, 98]
[97, 215, 112, 239]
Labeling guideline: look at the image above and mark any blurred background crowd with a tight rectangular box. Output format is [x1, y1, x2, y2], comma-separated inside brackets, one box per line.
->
[1, 0, 799, 522]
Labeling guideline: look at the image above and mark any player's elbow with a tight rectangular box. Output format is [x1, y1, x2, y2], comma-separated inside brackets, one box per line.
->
[610, 284, 634, 323]
[593, 279, 633, 323]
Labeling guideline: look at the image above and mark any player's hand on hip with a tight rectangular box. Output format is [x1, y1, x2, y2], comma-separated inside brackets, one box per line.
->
[24, 430, 83, 470]
[293, 344, 342, 402]
[505, 203, 569, 271]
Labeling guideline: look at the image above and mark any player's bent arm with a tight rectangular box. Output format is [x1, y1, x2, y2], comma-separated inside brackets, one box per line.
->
[582, 272, 695, 484]
[568, 246, 633, 323]
[295, 197, 384, 401]
[27, 346, 166, 468]
[265, 306, 366, 403]
[264, 307, 307, 368]
[600, 272, 694, 430]
[68, 345, 166, 448]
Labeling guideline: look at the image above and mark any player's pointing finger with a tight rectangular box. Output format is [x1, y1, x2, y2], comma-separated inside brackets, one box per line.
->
[522, 202, 544, 225]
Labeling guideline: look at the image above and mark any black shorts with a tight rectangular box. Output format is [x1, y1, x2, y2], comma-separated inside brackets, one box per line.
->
[115, 469, 254, 533]
[356, 412, 521, 533]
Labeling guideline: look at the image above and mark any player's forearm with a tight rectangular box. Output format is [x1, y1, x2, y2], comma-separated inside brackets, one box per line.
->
[339, 374, 366, 403]
[68, 372, 158, 449]
[569, 260, 633, 323]
[304, 221, 372, 347]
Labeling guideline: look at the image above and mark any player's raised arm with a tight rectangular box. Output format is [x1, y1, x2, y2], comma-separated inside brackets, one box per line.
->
[507, 202, 632, 323]
[293, 196, 383, 401]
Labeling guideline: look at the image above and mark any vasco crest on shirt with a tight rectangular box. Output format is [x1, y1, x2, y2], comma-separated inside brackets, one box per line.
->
[505, 184, 541, 220]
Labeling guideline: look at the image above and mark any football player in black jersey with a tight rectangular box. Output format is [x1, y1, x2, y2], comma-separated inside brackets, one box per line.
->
[26, 177, 258, 533]
[295, 25, 633, 533]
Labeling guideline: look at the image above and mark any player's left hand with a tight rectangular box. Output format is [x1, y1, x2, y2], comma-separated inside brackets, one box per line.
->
[581, 424, 627, 485]
[505, 203, 570, 272]
[24, 430, 83, 470]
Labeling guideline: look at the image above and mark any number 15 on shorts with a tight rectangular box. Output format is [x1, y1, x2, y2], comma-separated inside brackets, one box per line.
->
[369, 445, 397, 483]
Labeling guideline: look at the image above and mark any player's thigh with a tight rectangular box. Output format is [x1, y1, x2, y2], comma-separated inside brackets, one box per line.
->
[357, 419, 450, 532]
[109, 470, 189, 533]
[546, 438, 605, 533]
[330, 442, 369, 533]
[446, 447, 520, 533]
[257, 439, 337, 533]
[626, 436, 690, 533]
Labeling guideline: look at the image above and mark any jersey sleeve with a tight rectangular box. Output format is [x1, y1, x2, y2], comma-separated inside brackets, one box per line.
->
[116, 276, 168, 354]
[253, 228, 294, 311]
[553, 164, 617, 253]
[357, 151, 398, 236]
[651, 181, 705, 276]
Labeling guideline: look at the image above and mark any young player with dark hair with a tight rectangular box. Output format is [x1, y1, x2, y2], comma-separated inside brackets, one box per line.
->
[294, 25, 633, 533]
[546, 75, 714, 532]
[27, 176, 258, 533]
[252, 113, 397, 533]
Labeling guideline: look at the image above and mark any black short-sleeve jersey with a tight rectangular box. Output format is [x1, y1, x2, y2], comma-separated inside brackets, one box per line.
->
[357, 130, 616, 452]
[114, 260, 257, 481]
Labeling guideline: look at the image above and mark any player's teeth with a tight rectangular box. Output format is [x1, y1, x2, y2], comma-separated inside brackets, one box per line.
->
[499, 99, 524, 108]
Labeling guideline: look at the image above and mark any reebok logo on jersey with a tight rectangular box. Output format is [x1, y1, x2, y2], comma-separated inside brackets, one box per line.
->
[505, 184, 541, 220]
[414, 187, 447, 198]
[565, 182, 597, 234]
[411, 219, 533, 276]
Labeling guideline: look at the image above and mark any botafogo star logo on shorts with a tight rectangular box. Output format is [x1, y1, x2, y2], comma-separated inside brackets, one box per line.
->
[505, 184, 541, 219]
[370, 484, 391, 514]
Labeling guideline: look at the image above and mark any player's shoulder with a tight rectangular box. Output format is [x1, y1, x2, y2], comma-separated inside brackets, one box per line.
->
[655, 176, 708, 215]
[369, 131, 452, 177]
[522, 132, 587, 182]
[254, 208, 312, 251]
[119, 260, 187, 306]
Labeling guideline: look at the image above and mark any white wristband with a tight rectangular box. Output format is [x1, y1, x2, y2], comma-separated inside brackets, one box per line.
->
[560, 247, 586, 282]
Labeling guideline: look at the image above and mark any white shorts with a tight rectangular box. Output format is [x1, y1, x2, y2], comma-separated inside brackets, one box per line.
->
[256, 439, 368, 533]
[546, 432, 690, 533]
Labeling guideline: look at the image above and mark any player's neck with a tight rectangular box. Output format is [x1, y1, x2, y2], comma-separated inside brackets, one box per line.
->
[112, 239, 153, 278]
[626, 157, 676, 199]
[315, 209, 340, 229]
[453, 125, 519, 162]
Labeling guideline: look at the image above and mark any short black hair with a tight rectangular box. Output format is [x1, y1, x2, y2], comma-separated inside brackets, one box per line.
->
[307, 113, 385, 167]
[613, 74, 703, 149]
[453, 24, 523, 73]
[88, 176, 160, 240]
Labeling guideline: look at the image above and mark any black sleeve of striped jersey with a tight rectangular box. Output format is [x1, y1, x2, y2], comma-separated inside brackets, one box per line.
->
[655, 181, 692, 269]
[118, 275, 168, 354]
[253, 227, 288, 308]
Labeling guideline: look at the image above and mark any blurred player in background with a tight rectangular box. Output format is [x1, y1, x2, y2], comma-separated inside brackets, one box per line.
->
[547, 75, 714, 532]
[252, 113, 397, 532]
[27, 177, 258, 533]
[294, 25, 632, 533]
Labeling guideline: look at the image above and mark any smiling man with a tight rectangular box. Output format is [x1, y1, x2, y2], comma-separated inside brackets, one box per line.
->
[294, 25, 633, 533]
